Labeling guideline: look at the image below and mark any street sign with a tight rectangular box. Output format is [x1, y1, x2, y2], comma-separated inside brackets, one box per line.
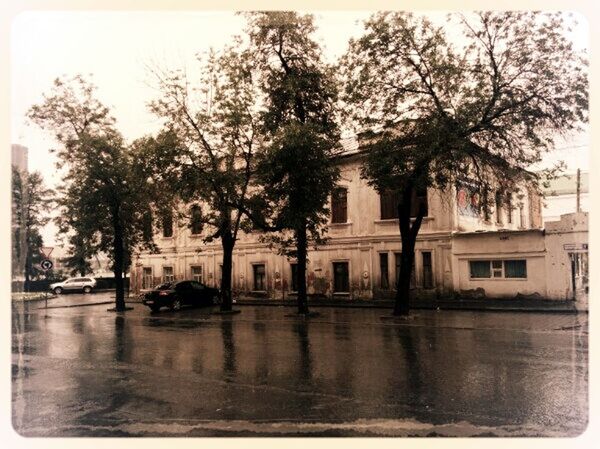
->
[40, 259, 53, 271]
[40, 247, 54, 258]
[563, 243, 588, 251]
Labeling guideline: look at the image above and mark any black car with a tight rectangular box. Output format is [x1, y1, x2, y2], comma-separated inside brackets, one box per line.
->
[142, 280, 220, 312]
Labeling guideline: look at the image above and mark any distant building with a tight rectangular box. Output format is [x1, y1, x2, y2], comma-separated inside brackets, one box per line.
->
[11, 144, 28, 172]
[542, 171, 588, 223]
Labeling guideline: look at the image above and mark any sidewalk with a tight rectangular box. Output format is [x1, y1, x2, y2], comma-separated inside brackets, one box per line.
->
[231, 295, 586, 314]
[31, 290, 586, 314]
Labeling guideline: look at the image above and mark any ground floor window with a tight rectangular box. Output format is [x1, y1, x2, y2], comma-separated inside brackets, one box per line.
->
[380, 253, 389, 289]
[163, 266, 175, 283]
[142, 267, 153, 290]
[469, 260, 527, 279]
[290, 263, 298, 292]
[191, 265, 203, 283]
[422, 251, 433, 288]
[253, 264, 266, 291]
[333, 262, 350, 293]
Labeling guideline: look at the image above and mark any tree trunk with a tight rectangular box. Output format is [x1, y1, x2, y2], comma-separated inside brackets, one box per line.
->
[24, 249, 31, 293]
[112, 206, 126, 311]
[393, 185, 425, 316]
[220, 232, 235, 312]
[295, 222, 309, 315]
[393, 233, 414, 316]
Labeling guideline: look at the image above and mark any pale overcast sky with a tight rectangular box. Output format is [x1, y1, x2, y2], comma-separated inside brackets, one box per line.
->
[10, 11, 589, 246]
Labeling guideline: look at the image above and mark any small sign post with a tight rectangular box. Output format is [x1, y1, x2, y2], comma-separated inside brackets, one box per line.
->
[40, 259, 53, 308]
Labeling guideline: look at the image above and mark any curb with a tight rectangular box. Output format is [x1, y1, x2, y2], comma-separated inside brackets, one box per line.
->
[231, 299, 585, 314]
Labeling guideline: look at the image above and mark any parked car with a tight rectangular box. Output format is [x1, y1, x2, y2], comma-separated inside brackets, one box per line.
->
[142, 280, 220, 312]
[50, 277, 97, 294]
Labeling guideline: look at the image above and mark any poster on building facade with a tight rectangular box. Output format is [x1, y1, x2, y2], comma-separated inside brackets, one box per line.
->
[456, 181, 481, 217]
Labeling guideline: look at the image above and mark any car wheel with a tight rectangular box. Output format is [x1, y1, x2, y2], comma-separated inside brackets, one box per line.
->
[53, 287, 63, 295]
[83, 286, 92, 293]
[150, 305, 160, 313]
[171, 298, 182, 311]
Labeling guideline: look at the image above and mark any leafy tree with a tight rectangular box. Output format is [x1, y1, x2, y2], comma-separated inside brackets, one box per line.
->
[147, 44, 262, 312]
[59, 232, 94, 277]
[244, 11, 341, 315]
[12, 167, 53, 291]
[341, 12, 588, 315]
[28, 76, 159, 311]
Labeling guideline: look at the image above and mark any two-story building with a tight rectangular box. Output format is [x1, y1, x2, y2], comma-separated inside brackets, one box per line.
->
[131, 142, 582, 302]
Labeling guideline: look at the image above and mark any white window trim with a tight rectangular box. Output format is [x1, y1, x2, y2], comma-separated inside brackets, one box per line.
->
[468, 259, 528, 280]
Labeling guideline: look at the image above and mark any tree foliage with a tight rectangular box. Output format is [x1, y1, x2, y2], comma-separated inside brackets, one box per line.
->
[28, 76, 159, 310]
[341, 12, 588, 315]
[12, 167, 53, 289]
[147, 43, 262, 311]
[244, 11, 341, 314]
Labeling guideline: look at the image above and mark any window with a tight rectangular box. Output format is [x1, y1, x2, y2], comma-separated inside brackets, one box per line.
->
[495, 191, 503, 224]
[492, 260, 503, 278]
[191, 266, 203, 283]
[331, 187, 348, 223]
[504, 260, 527, 278]
[394, 253, 416, 288]
[412, 186, 428, 217]
[290, 263, 299, 292]
[253, 264, 266, 291]
[380, 190, 399, 219]
[519, 206, 525, 228]
[482, 186, 491, 221]
[333, 262, 350, 293]
[163, 266, 174, 283]
[422, 251, 433, 288]
[190, 205, 203, 235]
[142, 267, 153, 290]
[469, 260, 527, 279]
[380, 187, 428, 220]
[506, 193, 513, 224]
[162, 211, 173, 238]
[380, 253, 390, 289]
[142, 212, 153, 240]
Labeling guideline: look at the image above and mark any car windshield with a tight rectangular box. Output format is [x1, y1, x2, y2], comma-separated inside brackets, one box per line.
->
[156, 283, 173, 290]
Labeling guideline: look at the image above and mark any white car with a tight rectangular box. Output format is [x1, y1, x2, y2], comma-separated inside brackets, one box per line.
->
[50, 277, 97, 294]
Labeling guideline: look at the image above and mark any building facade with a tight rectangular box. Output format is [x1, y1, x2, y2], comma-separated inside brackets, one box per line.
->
[131, 151, 580, 302]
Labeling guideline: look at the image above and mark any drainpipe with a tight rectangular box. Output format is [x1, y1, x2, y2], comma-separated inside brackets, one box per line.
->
[576, 169, 581, 213]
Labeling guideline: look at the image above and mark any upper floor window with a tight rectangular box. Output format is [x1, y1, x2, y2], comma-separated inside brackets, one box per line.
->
[506, 193, 513, 224]
[331, 187, 348, 223]
[142, 211, 153, 240]
[161, 211, 173, 238]
[495, 191, 503, 224]
[190, 205, 203, 235]
[380, 187, 428, 220]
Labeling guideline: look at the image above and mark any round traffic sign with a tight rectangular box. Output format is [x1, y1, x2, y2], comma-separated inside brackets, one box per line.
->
[40, 259, 53, 271]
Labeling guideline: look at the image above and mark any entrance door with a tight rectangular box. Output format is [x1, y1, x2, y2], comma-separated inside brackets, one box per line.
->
[333, 262, 349, 293]
[569, 252, 589, 300]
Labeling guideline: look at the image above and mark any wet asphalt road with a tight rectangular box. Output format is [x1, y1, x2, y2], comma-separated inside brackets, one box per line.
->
[12, 294, 588, 437]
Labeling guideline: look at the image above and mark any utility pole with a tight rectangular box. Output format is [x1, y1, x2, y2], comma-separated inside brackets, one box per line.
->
[576, 168, 581, 213]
